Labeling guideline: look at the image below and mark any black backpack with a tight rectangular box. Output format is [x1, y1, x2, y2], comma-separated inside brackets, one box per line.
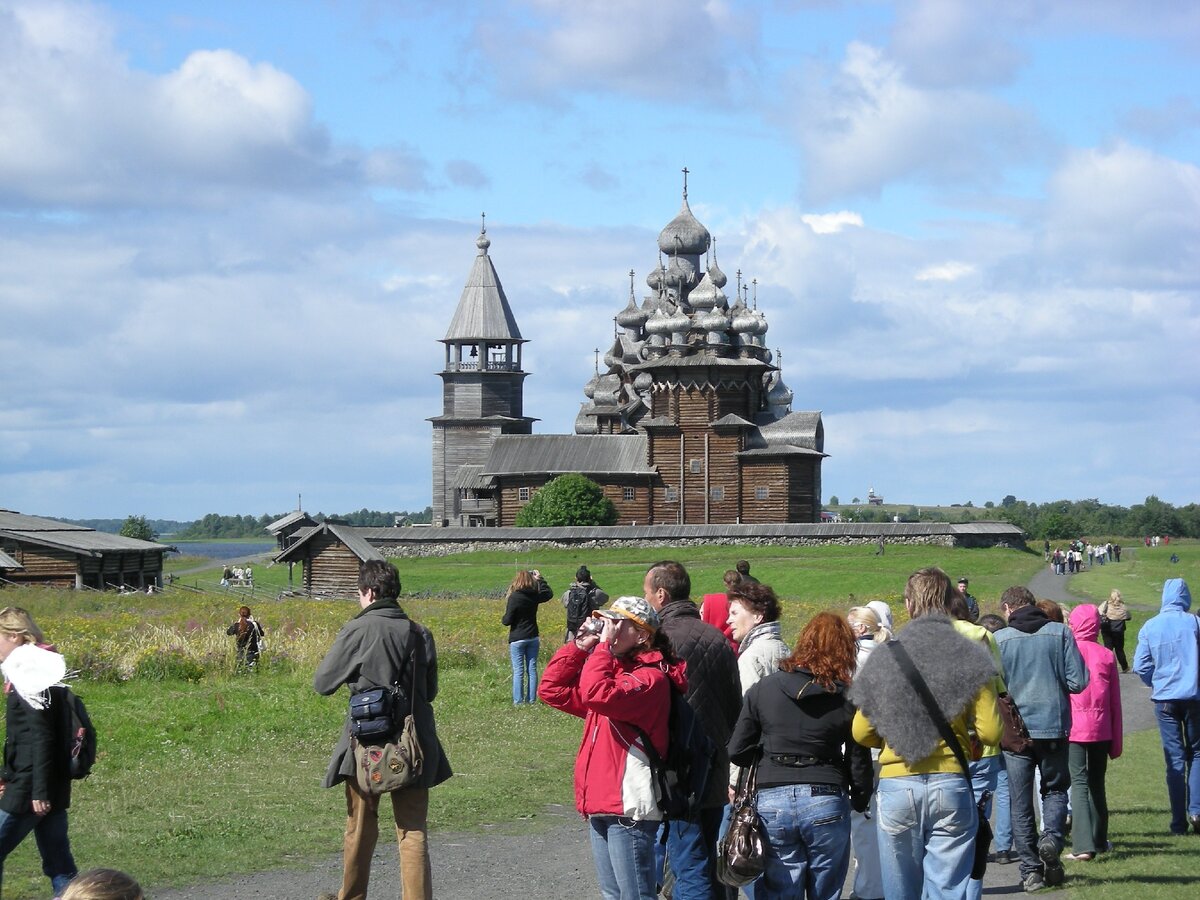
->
[635, 688, 715, 822]
[565, 584, 593, 630]
[52, 686, 97, 779]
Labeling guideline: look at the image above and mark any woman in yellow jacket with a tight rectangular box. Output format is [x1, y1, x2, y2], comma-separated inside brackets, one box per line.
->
[849, 568, 1003, 900]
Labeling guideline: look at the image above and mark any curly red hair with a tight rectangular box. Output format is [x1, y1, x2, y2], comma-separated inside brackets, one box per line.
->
[780, 611, 856, 689]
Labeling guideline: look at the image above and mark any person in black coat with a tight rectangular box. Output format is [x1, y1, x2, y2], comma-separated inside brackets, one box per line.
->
[0, 607, 78, 897]
[502, 570, 553, 704]
[644, 561, 742, 899]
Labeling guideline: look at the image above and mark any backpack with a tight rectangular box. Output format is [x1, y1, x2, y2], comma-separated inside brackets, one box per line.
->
[53, 686, 97, 779]
[634, 687, 715, 822]
[564, 584, 593, 630]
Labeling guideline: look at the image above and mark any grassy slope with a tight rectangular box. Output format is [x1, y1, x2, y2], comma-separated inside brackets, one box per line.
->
[1, 543, 1195, 896]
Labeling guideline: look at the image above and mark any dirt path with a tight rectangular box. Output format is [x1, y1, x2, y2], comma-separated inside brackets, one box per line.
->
[146, 571, 1160, 899]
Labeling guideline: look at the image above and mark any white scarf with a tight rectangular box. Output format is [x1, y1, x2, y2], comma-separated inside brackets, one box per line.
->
[2, 644, 67, 710]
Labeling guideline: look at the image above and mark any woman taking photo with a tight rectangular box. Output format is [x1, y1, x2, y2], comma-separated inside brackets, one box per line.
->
[0, 607, 78, 897]
[726, 612, 874, 899]
[539, 597, 687, 900]
[502, 569, 553, 704]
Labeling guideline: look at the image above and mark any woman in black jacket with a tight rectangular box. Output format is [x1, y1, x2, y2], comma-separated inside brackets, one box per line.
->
[502, 570, 553, 704]
[0, 607, 78, 897]
[727, 612, 873, 900]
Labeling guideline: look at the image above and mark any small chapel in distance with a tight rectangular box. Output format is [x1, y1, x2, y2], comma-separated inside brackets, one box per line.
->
[430, 176, 826, 528]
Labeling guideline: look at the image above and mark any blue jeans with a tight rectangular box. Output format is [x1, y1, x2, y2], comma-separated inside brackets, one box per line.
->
[666, 807, 723, 899]
[967, 756, 1000, 900]
[756, 783, 850, 900]
[509, 637, 539, 704]
[1153, 699, 1200, 833]
[1004, 740, 1069, 879]
[875, 773, 976, 900]
[589, 815, 659, 900]
[0, 807, 77, 895]
[992, 756, 1013, 852]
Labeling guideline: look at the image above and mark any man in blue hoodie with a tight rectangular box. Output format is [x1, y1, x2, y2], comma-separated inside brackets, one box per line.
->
[1133, 578, 1200, 835]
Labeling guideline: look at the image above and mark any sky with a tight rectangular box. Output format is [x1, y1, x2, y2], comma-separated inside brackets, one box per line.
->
[2, 0, 1198, 521]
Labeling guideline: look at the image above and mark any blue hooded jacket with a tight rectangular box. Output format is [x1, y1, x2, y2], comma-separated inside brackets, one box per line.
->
[1133, 579, 1200, 701]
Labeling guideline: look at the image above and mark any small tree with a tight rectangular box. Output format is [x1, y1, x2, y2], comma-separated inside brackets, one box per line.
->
[120, 515, 156, 541]
[514, 474, 618, 527]
[984, 500, 995, 509]
[1002, 494, 1018, 508]
[829, 495, 840, 506]
[852, 497, 861, 505]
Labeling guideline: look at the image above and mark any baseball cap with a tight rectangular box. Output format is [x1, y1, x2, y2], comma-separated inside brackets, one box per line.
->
[594, 596, 660, 632]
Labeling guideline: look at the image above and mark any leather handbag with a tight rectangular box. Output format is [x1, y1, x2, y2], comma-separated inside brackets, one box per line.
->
[716, 757, 766, 887]
[890, 640, 992, 881]
[997, 692, 1033, 754]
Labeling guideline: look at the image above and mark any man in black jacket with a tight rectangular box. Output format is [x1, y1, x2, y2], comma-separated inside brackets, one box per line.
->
[644, 561, 741, 900]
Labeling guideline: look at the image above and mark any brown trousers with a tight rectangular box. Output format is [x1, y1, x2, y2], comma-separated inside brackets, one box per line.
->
[339, 781, 431, 900]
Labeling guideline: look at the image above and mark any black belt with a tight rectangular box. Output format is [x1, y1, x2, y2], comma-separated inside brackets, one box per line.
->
[769, 754, 833, 768]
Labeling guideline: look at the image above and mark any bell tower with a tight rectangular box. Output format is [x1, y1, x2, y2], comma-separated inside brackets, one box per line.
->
[430, 222, 534, 526]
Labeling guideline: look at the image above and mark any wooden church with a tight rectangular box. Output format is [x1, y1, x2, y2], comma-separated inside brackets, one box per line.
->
[430, 177, 825, 527]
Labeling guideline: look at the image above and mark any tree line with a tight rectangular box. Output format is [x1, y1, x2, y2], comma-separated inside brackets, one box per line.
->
[71, 507, 435, 540]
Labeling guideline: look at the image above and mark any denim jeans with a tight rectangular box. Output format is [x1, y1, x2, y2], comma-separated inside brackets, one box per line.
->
[875, 773, 976, 900]
[666, 807, 723, 900]
[849, 793, 883, 900]
[992, 756, 1013, 852]
[1068, 741, 1110, 854]
[1153, 699, 1200, 833]
[966, 756, 1000, 900]
[509, 637, 539, 704]
[589, 815, 659, 900]
[756, 783, 850, 900]
[1004, 740, 1069, 879]
[0, 807, 77, 895]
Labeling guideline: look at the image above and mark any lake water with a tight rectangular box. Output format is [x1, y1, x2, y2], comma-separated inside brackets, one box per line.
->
[170, 541, 276, 560]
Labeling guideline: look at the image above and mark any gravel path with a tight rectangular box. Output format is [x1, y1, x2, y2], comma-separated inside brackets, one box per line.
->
[147, 570, 1160, 900]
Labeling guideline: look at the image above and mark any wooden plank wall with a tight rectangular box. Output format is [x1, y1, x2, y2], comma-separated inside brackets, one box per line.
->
[305, 532, 363, 597]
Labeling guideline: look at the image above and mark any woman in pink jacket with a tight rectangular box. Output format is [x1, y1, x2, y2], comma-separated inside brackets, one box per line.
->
[1066, 604, 1123, 861]
[539, 597, 688, 900]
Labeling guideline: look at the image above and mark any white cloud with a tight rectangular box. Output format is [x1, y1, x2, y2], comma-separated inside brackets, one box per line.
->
[801, 211, 863, 234]
[473, 0, 760, 103]
[915, 261, 974, 282]
[889, 0, 1029, 88]
[781, 42, 1044, 203]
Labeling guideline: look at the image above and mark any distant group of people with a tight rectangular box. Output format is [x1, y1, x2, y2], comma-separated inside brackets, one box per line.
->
[1048, 540, 1122, 574]
[220, 564, 253, 587]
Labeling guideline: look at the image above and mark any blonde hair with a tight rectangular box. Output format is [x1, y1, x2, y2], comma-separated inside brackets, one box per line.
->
[0, 607, 43, 644]
[61, 868, 143, 900]
[848, 606, 892, 643]
[507, 570, 537, 595]
[1109, 589, 1123, 604]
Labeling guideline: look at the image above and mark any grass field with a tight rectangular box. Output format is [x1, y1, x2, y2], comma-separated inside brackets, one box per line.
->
[0, 541, 1196, 897]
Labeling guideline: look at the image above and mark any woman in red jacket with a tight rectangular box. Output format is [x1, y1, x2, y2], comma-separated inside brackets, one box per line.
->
[539, 596, 687, 900]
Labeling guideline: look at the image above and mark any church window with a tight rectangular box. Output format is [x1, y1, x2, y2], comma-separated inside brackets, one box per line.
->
[623, 487, 635, 501]
[755, 486, 770, 500]
[710, 486, 724, 501]
[689, 459, 703, 474]
[665, 487, 679, 503]
[518, 486, 530, 502]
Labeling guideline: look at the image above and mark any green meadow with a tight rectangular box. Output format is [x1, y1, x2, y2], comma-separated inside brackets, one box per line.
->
[0, 540, 1196, 897]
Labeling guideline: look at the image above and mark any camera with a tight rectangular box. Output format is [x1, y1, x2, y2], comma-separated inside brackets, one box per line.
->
[577, 617, 605, 637]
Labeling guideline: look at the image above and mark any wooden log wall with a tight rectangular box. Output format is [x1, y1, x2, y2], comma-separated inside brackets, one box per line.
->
[304, 532, 363, 597]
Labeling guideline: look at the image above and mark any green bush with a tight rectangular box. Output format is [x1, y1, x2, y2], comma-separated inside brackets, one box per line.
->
[513, 473, 617, 527]
[133, 648, 207, 682]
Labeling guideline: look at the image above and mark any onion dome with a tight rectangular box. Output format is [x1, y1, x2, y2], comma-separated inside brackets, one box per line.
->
[767, 372, 794, 408]
[664, 255, 696, 290]
[634, 371, 653, 392]
[731, 299, 757, 335]
[697, 307, 729, 333]
[476, 231, 490, 254]
[644, 306, 673, 337]
[751, 309, 768, 337]
[658, 195, 711, 257]
[708, 238, 727, 288]
[666, 305, 691, 335]
[689, 272, 718, 311]
[616, 296, 647, 331]
[582, 372, 599, 399]
[646, 259, 666, 293]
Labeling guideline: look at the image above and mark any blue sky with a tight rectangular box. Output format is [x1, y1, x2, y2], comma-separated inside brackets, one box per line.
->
[2, 0, 1198, 520]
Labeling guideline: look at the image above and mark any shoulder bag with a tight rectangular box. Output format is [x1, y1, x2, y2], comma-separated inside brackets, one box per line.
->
[996, 692, 1033, 753]
[890, 640, 992, 881]
[349, 636, 425, 794]
[716, 755, 766, 887]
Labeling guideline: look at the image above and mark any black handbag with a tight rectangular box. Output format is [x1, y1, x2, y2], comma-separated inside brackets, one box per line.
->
[890, 640, 993, 881]
[716, 757, 767, 887]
